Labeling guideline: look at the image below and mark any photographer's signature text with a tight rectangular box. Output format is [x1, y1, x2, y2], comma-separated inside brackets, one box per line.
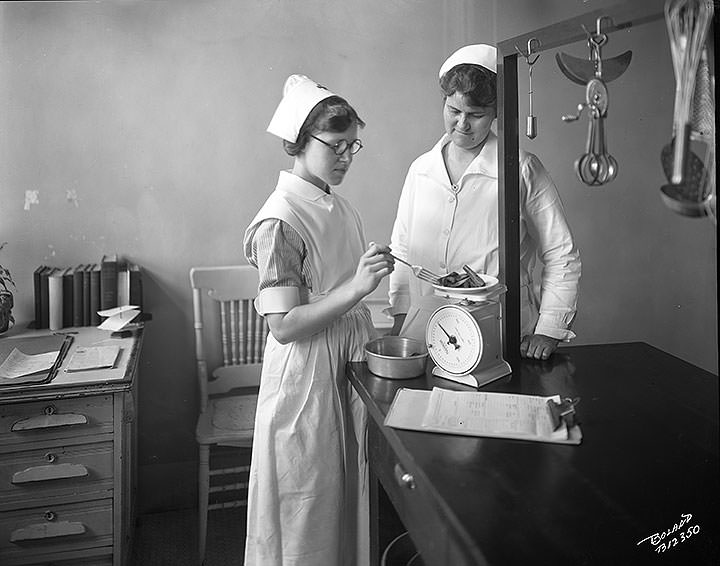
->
[636, 513, 701, 554]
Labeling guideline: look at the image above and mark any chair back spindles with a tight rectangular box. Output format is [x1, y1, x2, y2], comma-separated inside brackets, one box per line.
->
[236, 300, 243, 365]
[219, 300, 229, 367]
[230, 299, 240, 366]
[216, 297, 265, 367]
[246, 299, 255, 363]
[241, 299, 250, 364]
[190, 265, 268, 403]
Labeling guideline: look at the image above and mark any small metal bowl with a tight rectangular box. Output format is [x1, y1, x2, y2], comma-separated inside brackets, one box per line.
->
[365, 336, 428, 379]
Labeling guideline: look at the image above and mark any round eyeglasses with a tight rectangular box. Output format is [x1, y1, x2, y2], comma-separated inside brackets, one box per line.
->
[309, 134, 363, 156]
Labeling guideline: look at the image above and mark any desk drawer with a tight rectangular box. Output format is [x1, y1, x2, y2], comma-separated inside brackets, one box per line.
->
[0, 442, 113, 511]
[52, 558, 112, 566]
[3, 549, 113, 566]
[0, 498, 113, 564]
[0, 397, 113, 450]
[46, 555, 113, 566]
[369, 421, 479, 566]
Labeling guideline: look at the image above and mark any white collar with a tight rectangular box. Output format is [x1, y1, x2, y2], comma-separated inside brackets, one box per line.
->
[428, 130, 498, 181]
[276, 170, 333, 201]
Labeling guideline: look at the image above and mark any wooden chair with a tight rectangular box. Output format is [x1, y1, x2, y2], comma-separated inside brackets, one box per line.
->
[189, 265, 268, 565]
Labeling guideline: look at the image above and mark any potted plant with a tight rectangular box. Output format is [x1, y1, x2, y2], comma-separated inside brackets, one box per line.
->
[0, 242, 16, 333]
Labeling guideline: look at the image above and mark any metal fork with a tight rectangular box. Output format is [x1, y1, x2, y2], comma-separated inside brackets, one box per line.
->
[388, 253, 442, 284]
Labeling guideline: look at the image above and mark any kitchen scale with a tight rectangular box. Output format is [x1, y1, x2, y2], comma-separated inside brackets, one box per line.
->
[425, 283, 512, 389]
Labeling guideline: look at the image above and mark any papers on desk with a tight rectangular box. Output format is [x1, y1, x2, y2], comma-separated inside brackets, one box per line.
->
[385, 387, 582, 444]
[0, 348, 60, 379]
[65, 345, 121, 372]
[97, 305, 140, 331]
[0, 334, 74, 387]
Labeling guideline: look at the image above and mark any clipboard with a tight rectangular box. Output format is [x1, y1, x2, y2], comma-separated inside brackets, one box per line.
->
[384, 387, 582, 445]
[0, 334, 74, 388]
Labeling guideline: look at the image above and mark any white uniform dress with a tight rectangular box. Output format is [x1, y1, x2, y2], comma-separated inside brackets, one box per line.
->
[388, 131, 581, 342]
[243, 171, 372, 566]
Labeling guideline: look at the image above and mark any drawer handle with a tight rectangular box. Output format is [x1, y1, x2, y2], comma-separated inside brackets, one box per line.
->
[12, 463, 89, 484]
[10, 520, 86, 542]
[394, 463, 416, 490]
[11, 412, 88, 431]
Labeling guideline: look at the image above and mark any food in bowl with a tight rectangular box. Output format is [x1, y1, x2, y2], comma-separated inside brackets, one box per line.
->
[438, 271, 485, 288]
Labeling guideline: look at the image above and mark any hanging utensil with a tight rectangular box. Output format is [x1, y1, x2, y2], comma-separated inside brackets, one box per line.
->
[660, 0, 714, 221]
[555, 15, 633, 85]
[559, 16, 631, 186]
[556, 50, 632, 85]
[516, 38, 541, 139]
[563, 78, 618, 185]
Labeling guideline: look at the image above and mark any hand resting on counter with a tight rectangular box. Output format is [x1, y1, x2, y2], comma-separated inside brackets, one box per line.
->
[520, 334, 560, 360]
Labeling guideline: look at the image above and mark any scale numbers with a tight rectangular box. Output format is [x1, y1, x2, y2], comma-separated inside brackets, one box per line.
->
[426, 305, 483, 375]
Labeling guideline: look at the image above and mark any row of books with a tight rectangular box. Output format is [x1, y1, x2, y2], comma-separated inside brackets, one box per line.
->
[33, 254, 143, 330]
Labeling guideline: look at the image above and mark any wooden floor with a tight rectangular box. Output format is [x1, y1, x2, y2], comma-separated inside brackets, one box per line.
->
[132, 489, 420, 565]
[132, 507, 245, 565]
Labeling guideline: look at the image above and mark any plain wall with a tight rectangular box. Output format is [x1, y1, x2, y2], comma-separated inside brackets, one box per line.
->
[1, 0, 716, 512]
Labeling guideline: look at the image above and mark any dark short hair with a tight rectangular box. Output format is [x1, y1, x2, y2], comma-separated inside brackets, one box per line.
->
[283, 96, 365, 156]
[439, 64, 497, 108]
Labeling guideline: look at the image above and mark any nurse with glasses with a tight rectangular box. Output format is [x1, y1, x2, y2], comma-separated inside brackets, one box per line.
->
[309, 134, 364, 156]
[243, 74, 393, 566]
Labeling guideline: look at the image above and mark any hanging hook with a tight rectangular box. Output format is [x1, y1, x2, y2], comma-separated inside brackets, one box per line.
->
[594, 15, 614, 38]
[514, 37, 541, 65]
[515, 38, 541, 139]
[580, 16, 613, 46]
[581, 16, 614, 76]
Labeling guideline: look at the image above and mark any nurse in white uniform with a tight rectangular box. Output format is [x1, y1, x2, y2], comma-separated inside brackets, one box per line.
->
[387, 44, 581, 360]
[243, 74, 393, 566]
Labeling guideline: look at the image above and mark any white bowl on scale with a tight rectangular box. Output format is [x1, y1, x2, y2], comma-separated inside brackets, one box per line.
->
[431, 274, 505, 301]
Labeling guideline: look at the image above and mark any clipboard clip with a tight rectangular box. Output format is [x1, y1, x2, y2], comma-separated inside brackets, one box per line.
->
[548, 397, 580, 430]
[47, 334, 75, 382]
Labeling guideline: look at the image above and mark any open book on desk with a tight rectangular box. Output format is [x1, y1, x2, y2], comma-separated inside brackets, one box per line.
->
[385, 387, 582, 445]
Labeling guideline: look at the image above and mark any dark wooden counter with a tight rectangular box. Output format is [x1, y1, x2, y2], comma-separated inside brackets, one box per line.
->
[348, 342, 719, 566]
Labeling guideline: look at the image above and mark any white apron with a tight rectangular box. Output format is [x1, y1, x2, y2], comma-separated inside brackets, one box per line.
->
[243, 173, 373, 566]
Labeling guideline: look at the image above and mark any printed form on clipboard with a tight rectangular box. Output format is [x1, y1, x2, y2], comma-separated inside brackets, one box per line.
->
[384, 387, 582, 445]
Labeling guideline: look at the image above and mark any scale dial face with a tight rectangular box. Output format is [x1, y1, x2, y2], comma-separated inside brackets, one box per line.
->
[426, 304, 484, 375]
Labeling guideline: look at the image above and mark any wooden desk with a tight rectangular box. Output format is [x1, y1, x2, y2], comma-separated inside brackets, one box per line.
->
[348, 342, 719, 566]
[0, 326, 143, 566]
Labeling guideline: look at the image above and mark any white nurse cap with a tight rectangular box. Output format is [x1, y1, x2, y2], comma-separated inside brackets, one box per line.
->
[266, 74, 337, 143]
[438, 44, 497, 79]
